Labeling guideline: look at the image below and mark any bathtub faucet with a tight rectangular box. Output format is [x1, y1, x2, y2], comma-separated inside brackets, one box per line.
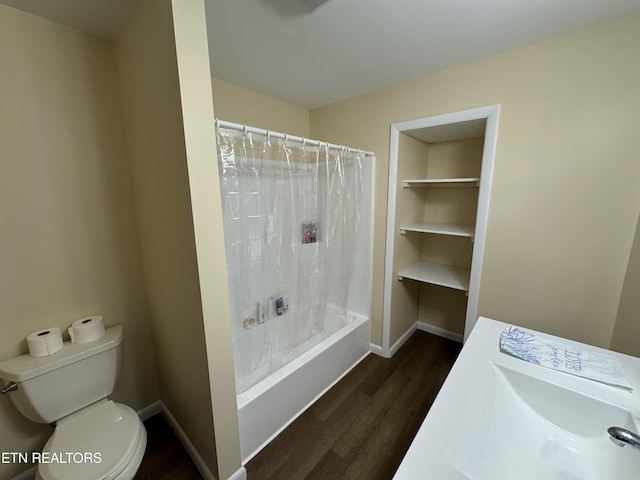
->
[608, 427, 640, 452]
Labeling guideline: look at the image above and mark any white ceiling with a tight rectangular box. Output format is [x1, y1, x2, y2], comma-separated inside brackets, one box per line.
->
[205, 0, 640, 108]
[3, 0, 640, 108]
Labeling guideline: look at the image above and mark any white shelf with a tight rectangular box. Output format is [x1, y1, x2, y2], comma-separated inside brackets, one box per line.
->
[402, 177, 480, 188]
[397, 261, 471, 291]
[400, 222, 475, 238]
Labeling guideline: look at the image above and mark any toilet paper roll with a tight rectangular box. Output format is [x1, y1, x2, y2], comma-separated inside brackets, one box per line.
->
[68, 315, 105, 344]
[27, 328, 64, 358]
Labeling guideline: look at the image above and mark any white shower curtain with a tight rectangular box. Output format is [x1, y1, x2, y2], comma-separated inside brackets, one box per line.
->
[216, 125, 365, 393]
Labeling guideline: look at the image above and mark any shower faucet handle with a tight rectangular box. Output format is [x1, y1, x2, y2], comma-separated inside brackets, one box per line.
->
[1, 382, 18, 394]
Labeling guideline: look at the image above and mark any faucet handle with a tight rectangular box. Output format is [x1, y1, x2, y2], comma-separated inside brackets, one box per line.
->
[1, 382, 18, 394]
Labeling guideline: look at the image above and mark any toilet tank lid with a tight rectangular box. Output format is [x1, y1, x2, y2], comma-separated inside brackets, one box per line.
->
[0, 326, 123, 382]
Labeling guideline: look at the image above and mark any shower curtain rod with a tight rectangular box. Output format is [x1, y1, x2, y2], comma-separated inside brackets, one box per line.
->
[215, 119, 375, 157]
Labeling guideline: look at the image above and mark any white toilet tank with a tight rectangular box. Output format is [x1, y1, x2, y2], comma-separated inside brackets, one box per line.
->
[0, 326, 123, 424]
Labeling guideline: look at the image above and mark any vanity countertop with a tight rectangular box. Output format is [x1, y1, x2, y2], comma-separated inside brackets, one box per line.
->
[393, 317, 640, 479]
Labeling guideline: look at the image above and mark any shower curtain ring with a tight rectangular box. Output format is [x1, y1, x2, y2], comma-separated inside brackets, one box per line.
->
[243, 125, 248, 137]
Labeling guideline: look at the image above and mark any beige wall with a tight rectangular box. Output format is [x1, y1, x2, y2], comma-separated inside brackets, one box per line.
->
[114, 1, 247, 478]
[310, 13, 640, 348]
[611, 211, 640, 356]
[212, 77, 310, 137]
[113, 0, 221, 476]
[0, 5, 159, 479]
[417, 138, 483, 337]
[171, 0, 243, 478]
[388, 134, 428, 345]
[0, 3, 284, 479]
[2, 5, 637, 480]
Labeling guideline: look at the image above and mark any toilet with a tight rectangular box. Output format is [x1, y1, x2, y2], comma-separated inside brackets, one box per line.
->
[0, 326, 146, 480]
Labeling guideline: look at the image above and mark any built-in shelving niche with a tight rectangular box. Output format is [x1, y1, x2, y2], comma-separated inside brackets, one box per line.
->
[382, 107, 499, 355]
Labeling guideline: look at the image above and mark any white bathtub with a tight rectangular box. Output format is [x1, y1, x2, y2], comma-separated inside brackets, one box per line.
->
[237, 312, 371, 462]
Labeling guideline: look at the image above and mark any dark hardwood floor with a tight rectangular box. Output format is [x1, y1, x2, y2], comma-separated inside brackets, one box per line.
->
[246, 330, 461, 480]
[135, 414, 202, 480]
[135, 330, 461, 480]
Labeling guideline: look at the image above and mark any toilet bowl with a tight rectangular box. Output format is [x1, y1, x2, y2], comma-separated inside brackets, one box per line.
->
[0, 325, 147, 480]
[36, 400, 146, 480]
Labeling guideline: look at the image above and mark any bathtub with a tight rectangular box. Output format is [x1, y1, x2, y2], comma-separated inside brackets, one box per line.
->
[237, 311, 371, 462]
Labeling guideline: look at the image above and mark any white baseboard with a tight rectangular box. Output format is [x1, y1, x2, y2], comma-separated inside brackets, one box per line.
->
[416, 322, 463, 343]
[160, 402, 217, 480]
[369, 343, 384, 357]
[9, 401, 218, 480]
[228, 466, 248, 480]
[389, 323, 417, 357]
[137, 400, 161, 421]
[386, 321, 463, 360]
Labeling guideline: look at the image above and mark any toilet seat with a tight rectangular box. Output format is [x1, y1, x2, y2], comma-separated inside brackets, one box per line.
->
[37, 400, 146, 480]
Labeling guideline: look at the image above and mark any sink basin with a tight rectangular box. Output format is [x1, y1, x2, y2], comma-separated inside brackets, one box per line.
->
[458, 364, 640, 480]
[393, 317, 640, 480]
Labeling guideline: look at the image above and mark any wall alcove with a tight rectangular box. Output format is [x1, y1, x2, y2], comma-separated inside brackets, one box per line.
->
[382, 106, 500, 356]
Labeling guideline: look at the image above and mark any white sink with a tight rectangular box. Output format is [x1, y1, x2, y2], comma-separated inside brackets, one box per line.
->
[394, 317, 640, 479]
[458, 364, 640, 480]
